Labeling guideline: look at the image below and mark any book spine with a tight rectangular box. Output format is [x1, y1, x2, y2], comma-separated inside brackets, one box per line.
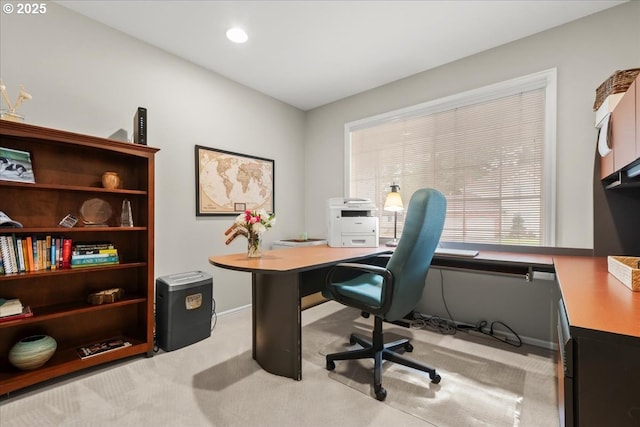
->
[21, 239, 30, 272]
[15, 236, 26, 272]
[6, 235, 18, 273]
[38, 239, 46, 270]
[71, 255, 119, 265]
[73, 248, 117, 256]
[32, 237, 39, 271]
[70, 261, 119, 268]
[55, 237, 62, 269]
[61, 238, 72, 269]
[72, 241, 113, 250]
[45, 235, 52, 270]
[50, 239, 56, 271]
[72, 252, 118, 260]
[26, 236, 34, 272]
[0, 236, 10, 274]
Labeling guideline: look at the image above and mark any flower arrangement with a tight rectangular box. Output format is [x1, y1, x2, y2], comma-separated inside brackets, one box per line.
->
[224, 209, 276, 258]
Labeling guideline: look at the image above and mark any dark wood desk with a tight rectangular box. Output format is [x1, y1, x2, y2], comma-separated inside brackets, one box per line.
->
[209, 245, 392, 380]
[554, 256, 640, 427]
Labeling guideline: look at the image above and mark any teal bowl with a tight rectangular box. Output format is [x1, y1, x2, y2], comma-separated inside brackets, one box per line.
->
[8, 335, 57, 370]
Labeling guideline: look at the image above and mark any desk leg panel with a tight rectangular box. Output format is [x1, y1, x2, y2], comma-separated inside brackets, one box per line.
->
[252, 272, 301, 380]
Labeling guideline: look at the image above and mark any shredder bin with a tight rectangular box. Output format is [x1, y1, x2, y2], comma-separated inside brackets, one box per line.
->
[156, 271, 213, 351]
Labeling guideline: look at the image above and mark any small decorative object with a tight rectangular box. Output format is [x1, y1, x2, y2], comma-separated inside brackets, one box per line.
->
[120, 199, 133, 227]
[80, 198, 112, 226]
[101, 171, 121, 189]
[0, 80, 32, 122]
[88, 287, 124, 305]
[0, 147, 35, 183]
[224, 209, 276, 258]
[8, 334, 57, 370]
[58, 213, 78, 228]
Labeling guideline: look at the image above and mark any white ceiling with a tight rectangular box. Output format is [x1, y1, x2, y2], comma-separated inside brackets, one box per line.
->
[56, 1, 626, 111]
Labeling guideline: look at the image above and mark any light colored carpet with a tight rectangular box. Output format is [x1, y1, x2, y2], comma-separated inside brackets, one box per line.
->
[0, 301, 558, 427]
[303, 307, 540, 427]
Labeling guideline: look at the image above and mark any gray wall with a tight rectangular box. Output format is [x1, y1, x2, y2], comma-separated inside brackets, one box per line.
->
[0, 3, 306, 313]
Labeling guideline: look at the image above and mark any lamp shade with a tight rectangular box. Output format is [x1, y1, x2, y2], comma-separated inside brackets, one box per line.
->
[384, 186, 404, 212]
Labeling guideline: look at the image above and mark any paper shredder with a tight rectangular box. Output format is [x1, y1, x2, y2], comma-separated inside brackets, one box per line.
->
[156, 271, 213, 351]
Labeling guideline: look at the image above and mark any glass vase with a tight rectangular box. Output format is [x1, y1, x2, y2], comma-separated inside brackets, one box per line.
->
[247, 234, 262, 258]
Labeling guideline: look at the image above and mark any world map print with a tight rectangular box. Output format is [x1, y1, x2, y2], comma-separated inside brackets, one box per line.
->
[197, 146, 274, 215]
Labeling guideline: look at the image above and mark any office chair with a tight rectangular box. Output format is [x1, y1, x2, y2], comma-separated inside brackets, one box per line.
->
[323, 188, 446, 401]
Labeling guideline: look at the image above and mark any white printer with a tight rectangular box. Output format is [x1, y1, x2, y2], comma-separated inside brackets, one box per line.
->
[326, 197, 379, 247]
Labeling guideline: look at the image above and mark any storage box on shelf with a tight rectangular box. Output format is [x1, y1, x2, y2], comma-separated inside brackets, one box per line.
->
[0, 120, 158, 394]
[599, 77, 640, 183]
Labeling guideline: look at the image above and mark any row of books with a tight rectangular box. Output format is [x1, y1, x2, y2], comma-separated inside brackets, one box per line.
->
[0, 237, 119, 274]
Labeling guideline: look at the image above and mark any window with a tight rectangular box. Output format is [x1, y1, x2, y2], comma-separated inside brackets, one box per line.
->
[346, 69, 556, 246]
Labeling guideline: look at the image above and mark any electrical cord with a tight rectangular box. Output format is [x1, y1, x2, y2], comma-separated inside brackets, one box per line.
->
[410, 312, 457, 335]
[472, 320, 523, 348]
[211, 297, 217, 331]
[410, 267, 523, 347]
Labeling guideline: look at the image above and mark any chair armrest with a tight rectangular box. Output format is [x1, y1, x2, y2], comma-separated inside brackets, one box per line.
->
[325, 262, 395, 316]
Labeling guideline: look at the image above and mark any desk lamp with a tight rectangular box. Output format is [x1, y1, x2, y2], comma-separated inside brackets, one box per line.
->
[384, 183, 404, 247]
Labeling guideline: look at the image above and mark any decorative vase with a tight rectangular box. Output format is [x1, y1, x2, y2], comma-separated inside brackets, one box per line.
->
[247, 233, 262, 258]
[8, 334, 57, 370]
[101, 171, 121, 189]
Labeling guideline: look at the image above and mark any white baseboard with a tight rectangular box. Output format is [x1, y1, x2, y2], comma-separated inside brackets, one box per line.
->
[217, 304, 251, 317]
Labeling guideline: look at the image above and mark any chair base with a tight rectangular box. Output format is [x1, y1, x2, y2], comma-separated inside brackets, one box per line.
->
[326, 316, 441, 401]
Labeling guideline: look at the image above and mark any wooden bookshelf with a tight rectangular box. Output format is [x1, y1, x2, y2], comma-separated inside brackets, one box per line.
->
[0, 121, 158, 394]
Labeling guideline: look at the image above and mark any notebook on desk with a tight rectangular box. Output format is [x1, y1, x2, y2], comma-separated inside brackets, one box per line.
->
[434, 247, 479, 257]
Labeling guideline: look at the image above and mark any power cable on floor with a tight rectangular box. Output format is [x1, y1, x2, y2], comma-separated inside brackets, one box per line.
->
[411, 267, 523, 347]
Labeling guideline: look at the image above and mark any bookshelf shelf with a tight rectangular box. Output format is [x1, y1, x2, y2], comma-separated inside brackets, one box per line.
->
[0, 121, 158, 394]
[0, 181, 148, 195]
[7, 227, 148, 234]
[0, 296, 147, 329]
[0, 338, 146, 395]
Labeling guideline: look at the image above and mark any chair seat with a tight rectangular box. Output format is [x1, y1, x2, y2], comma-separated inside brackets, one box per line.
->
[322, 273, 383, 308]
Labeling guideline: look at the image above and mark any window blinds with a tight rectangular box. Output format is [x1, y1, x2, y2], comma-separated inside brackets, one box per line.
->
[349, 88, 546, 246]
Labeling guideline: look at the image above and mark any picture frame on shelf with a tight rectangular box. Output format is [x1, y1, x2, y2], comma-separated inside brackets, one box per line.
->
[195, 145, 274, 216]
[0, 147, 35, 183]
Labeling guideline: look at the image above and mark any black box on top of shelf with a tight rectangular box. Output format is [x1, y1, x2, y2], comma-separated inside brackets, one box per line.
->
[155, 271, 212, 352]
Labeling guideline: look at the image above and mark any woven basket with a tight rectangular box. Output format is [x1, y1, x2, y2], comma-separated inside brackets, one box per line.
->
[607, 256, 640, 291]
[593, 68, 640, 111]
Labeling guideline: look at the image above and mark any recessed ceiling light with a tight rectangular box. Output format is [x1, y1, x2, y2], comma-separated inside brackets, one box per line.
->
[226, 27, 248, 44]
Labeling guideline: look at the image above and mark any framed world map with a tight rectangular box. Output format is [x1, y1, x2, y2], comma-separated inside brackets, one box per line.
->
[195, 145, 274, 216]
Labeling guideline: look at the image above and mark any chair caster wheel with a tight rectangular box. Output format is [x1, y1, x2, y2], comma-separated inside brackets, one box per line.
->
[404, 343, 414, 352]
[430, 374, 441, 384]
[375, 386, 387, 401]
[349, 335, 357, 345]
[326, 359, 335, 371]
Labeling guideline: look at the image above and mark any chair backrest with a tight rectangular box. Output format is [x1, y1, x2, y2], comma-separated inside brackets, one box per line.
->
[384, 188, 446, 321]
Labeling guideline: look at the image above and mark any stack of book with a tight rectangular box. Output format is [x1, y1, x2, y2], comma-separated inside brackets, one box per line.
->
[0, 298, 33, 322]
[71, 242, 119, 268]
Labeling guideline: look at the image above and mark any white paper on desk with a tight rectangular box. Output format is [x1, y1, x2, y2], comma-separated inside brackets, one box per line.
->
[597, 112, 612, 157]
